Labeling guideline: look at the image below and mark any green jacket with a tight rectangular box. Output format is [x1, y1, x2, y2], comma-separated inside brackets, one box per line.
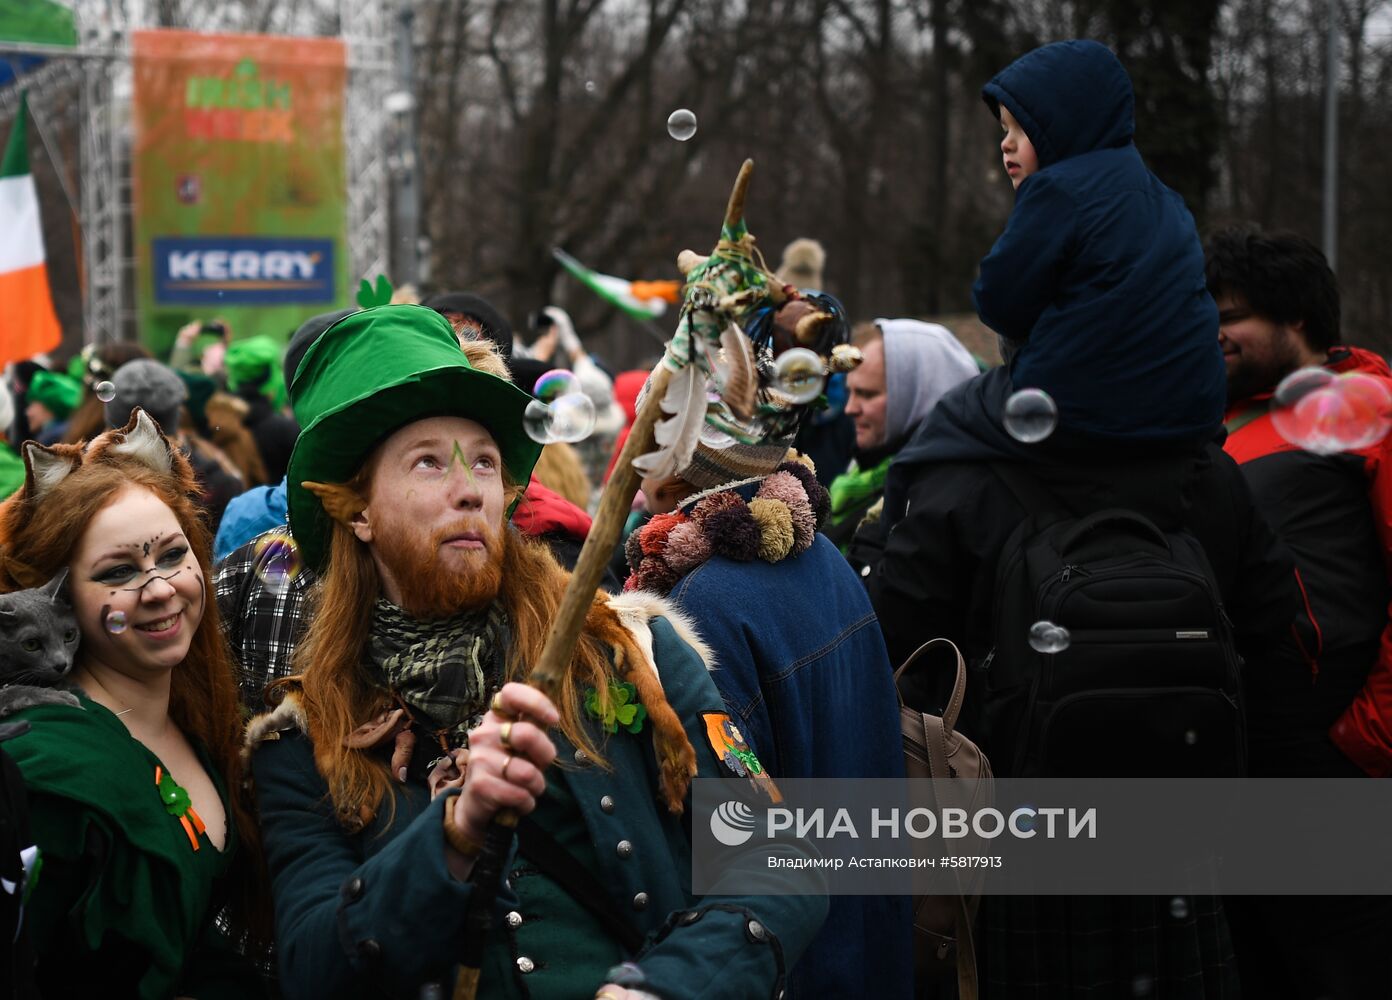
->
[249, 599, 828, 999]
[6, 697, 261, 999]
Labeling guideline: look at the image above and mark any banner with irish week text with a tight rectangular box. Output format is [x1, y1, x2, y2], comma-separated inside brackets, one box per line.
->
[132, 30, 348, 357]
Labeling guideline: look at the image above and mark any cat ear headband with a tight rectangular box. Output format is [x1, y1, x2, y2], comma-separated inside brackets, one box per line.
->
[20, 409, 184, 504]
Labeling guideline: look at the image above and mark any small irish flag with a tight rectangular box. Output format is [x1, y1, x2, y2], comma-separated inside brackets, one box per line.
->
[552, 247, 680, 321]
[0, 95, 62, 368]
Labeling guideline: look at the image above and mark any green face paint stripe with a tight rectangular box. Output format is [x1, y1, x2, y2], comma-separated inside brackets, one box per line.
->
[448, 440, 479, 487]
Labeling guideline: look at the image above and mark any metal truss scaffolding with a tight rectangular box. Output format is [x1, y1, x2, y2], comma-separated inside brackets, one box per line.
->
[0, 0, 393, 344]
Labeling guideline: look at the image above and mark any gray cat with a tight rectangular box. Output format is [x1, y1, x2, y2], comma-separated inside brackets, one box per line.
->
[0, 569, 81, 717]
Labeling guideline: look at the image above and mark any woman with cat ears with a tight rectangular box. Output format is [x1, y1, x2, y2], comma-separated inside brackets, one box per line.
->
[0, 409, 269, 998]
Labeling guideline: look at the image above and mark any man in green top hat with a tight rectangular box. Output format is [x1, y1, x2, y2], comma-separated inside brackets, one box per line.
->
[24, 370, 81, 446]
[247, 304, 825, 999]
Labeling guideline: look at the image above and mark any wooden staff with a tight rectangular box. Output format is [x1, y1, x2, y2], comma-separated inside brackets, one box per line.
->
[452, 164, 756, 999]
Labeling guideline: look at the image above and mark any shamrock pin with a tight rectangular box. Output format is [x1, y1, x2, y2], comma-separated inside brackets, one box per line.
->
[158, 770, 192, 817]
[584, 679, 648, 735]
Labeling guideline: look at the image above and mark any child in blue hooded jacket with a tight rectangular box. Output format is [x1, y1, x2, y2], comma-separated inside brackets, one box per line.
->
[975, 39, 1226, 445]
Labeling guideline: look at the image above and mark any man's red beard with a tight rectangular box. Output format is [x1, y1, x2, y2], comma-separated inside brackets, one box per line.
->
[371, 515, 507, 619]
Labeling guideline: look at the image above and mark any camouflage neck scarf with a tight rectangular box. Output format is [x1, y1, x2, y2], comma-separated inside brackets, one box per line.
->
[365, 598, 510, 745]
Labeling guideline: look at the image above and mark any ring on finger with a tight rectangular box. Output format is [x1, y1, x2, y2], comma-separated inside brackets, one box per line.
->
[501, 755, 514, 782]
[491, 691, 507, 714]
[500, 721, 513, 749]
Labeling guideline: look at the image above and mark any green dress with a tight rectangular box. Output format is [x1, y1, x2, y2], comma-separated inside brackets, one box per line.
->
[6, 696, 258, 999]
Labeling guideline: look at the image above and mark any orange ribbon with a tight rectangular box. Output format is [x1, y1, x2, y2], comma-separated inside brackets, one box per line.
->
[154, 766, 206, 852]
[180, 809, 207, 852]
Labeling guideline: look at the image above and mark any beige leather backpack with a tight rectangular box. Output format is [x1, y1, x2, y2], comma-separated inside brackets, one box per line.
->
[895, 638, 994, 1000]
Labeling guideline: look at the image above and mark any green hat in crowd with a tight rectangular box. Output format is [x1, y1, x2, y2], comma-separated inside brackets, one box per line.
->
[286, 304, 543, 571]
[225, 335, 288, 409]
[27, 371, 82, 421]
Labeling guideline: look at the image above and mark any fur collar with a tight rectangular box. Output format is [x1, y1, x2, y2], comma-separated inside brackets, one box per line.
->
[241, 688, 307, 761]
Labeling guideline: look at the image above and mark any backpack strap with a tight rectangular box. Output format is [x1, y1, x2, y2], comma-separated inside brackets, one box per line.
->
[955, 892, 979, 1000]
[1223, 399, 1269, 436]
[893, 638, 967, 735]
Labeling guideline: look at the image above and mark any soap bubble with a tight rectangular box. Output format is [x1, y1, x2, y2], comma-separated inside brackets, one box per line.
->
[1027, 620, 1070, 654]
[105, 610, 128, 635]
[1184, 729, 1198, 746]
[1004, 388, 1058, 443]
[523, 393, 596, 444]
[549, 394, 597, 441]
[1333, 374, 1392, 449]
[254, 534, 303, 596]
[666, 108, 697, 141]
[1170, 896, 1190, 919]
[523, 401, 552, 443]
[95, 380, 117, 403]
[584, 80, 596, 94]
[771, 348, 825, 404]
[1270, 367, 1392, 455]
[533, 369, 583, 404]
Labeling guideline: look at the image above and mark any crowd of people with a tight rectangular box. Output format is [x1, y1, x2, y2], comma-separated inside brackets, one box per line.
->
[0, 37, 1389, 1000]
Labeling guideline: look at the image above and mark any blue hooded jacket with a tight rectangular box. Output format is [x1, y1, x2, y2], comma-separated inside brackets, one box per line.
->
[973, 39, 1225, 443]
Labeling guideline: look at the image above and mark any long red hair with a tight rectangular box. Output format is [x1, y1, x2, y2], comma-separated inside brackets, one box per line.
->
[288, 465, 635, 832]
[0, 434, 269, 943]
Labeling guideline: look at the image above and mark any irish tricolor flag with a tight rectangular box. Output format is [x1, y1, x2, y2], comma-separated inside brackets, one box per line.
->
[552, 247, 681, 320]
[0, 95, 62, 368]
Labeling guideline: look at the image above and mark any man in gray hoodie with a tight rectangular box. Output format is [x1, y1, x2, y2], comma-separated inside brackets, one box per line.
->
[827, 319, 979, 572]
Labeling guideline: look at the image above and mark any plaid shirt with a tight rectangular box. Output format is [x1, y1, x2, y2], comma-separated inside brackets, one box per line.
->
[214, 526, 316, 711]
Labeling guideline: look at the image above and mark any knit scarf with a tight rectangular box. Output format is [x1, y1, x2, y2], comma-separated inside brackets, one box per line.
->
[624, 459, 831, 595]
[828, 453, 894, 525]
[364, 598, 509, 745]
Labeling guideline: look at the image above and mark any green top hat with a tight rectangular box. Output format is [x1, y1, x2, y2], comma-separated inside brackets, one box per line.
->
[286, 304, 542, 571]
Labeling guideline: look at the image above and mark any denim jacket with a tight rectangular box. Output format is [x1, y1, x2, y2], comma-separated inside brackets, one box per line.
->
[669, 533, 913, 999]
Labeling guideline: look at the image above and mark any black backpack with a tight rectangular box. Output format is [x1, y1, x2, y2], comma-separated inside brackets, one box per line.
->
[982, 463, 1246, 779]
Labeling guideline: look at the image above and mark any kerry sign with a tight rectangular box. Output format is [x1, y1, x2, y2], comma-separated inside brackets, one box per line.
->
[132, 31, 348, 354]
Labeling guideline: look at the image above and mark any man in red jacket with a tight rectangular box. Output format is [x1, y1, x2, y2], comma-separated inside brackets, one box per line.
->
[1207, 227, 1392, 998]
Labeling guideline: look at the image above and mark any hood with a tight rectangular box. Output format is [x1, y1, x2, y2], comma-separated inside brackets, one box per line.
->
[982, 39, 1134, 169]
[513, 479, 592, 541]
[1228, 346, 1392, 410]
[1328, 345, 1392, 379]
[892, 366, 1056, 469]
[245, 480, 289, 522]
[878, 319, 981, 445]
